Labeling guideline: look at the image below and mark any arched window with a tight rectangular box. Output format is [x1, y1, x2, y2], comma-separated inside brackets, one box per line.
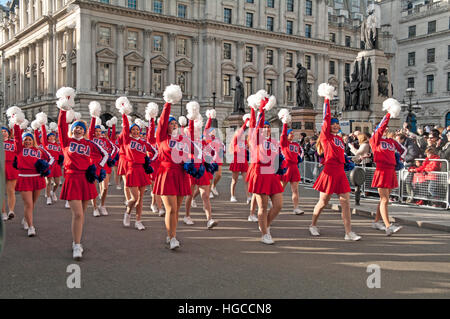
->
[446, 112, 450, 127]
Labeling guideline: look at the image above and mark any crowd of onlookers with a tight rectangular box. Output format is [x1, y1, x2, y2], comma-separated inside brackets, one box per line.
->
[297, 123, 450, 207]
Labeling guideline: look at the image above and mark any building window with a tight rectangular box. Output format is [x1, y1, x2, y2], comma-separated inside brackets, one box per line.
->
[177, 38, 187, 56]
[98, 26, 111, 46]
[153, 35, 163, 52]
[286, 81, 293, 102]
[428, 20, 436, 34]
[287, 0, 294, 12]
[100, 0, 110, 3]
[223, 43, 232, 60]
[407, 77, 415, 89]
[345, 63, 350, 79]
[127, 30, 138, 50]
[246, 46, 253, 62]
[245, 77, 253, 98]
[427, 48, 435, 63]
[246, 12, 253, 28]
[267, 16, 274, 31]
[345, 36, 351, 47]
[178, 4, 187, 18]
[447, 72, 450, 91]
[176, 71, 186, 92]
[287, 20, 293, 35]
[127, 66, 137, 89]
[153, 0, 163, 13]
[408, 25, 416, 38]
[286, 52, 293, 68]
[127, 0, 136, 9]
[265, 79, 273, 95]
[223, 74, 231, 96]
[408, 52, 415, 66]
[224, 8, 232, 24]
[448, 45, 450, 60]
[305, 55, 311, 70]
[267, 0, 274, 8]
[329, 61, 335, 75]
[306, 0, 312, 16]
[246, 0, 254, 3]
[305, 24, 312, 38]
[99, 63, 110, 87]
[426, 75, 434, 93]
[330, 33, 336, 43]
[153, 69, 162, 92]
[266, 49, 274, 65]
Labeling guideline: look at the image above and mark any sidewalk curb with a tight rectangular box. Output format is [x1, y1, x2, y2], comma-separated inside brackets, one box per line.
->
[330, 204, 450, 233]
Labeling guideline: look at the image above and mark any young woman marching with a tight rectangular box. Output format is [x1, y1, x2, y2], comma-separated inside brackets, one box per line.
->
[247, 91, 284, 245]
[153, 85, 191, 249]
[117, 99, 157, 231]
[370, 99, 404, 236]
[1, 124, 18, 221]
[279, 109, 305, 215]
[8, 108, 53, 237]
[310, 83, 361, 241]
[115, 111, 132, 207]
[56, 87, 109, 260]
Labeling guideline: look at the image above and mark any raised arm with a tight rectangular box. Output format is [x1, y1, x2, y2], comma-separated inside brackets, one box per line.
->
[88, 116, 96, 140]
[41, 124, 48, 147]
[13, 124, 23, 154]
[34, 129, 42, 146]
[58, 110, 69, 148]
[121, 114, 131, 145]
[204, 116, 212, 137]
[321, 98, 332, 139]
[147, 118, 156, 145]
[280, 123, 288, 147]
[371, 113, 391, 147]
[156, 102, 170, 144]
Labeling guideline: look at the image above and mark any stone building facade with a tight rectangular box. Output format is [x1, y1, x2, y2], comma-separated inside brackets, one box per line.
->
[0, 0, 368, 130]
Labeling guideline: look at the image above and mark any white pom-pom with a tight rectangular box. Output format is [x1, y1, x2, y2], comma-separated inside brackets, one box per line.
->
[317, 83, 336, 100]
[95, 117, 102, 126]
[135, 119, 146, 128]
[19, 119, 29, 130]
[205, 109, 217, 119]
[186, 112, 199, 121]
[11, 112, 25, 125]
[282, 114, 292, 124]
[74, 112, 82, 121]
[178, 116, 187, 127]
[186, 101, 200, 118]
[89, 101, 102, 118]
[264, 95, 277, 111]
[163, 84, 183, 104]
[100, 125, 106, 131]
[242, 114, 251, 122]
[278, 108, 290, 120]
[115, 96, 132, 115]
[110, 116, 118, 126]
[36, 112, 48, 126]
[6, 106, 22, 117]
[256, 89, 269, 100]
[31, 120, 40, 130]
[49, 122, 58, 131]
[247, 94, 260, 110]
[382, 98, 401, 118]
[56, 87, 76, 110]
[66, 109, 75, 123]
[145, 102, 159, 120]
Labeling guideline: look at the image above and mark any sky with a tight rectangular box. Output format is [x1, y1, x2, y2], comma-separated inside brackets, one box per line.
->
[0, 0, 9, 6]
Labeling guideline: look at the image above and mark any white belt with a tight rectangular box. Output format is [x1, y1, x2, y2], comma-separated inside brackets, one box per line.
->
[19, 174, 41, 177]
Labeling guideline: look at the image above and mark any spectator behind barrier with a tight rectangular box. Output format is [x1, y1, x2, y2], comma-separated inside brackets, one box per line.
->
[439, 130, 450, 169]
[349, 133, 372, 166]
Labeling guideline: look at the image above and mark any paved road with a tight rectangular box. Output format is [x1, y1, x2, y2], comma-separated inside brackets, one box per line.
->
[1, 172, 449, 298]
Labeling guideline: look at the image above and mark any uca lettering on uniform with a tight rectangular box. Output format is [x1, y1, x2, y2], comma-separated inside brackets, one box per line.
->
[333, 137, 345, 149]
[23, 149, 42, 158]
[69, 142, 91, 156]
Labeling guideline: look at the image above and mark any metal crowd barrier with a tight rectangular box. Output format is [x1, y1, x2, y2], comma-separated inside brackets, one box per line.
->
[299, 159, 449, 210]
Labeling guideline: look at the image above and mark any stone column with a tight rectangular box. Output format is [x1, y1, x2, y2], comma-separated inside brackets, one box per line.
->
[168, 32, 176, 84]
[258, 0, 265, 28]
[297, 50, 304, 66]
[337, 59, 344, 110]
[298, 0, 304, 36]
[143, 28, 152, 95]
[116, 24, 125, 94]
[236, 41, 244, 79]
[278, 0, 286, 33]
[277, 48, 285, 106]
[45, 31, 55, 97]
[19, 48, 25, 103]
[257, 44, 266, 89]
[215, 37, 222, 99]
[191, 36, 199, 99]
[9, 58, 14, 104]
[203, 35, 214, 98]
[36, 39, 42, 99]
[29, 43, 36, 101]
[65, 27, 74, 88]
[90, 20, 97, 92]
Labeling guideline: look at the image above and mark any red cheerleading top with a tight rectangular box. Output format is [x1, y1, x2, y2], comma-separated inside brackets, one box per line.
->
[121, 114, 157, 165]
[231, 119, 249, 165]
[40, 124, 63, 161]
[13, 124, 54, 175]
[88, 118, 119, 161]
[319, 98, 345, 166]
[280, 123, 303, 165]
[202, 116, 225, 165]
[58, 110, 108, 173]
[370, 113, 406, 169]
[4, 138, 16, 163]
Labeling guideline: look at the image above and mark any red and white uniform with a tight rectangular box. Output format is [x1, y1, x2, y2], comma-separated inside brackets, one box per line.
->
[280, 123, 303, 183]
[247, 100, 283, 195]
[370, 113, 406, 189]
[313, 98, 351, 194]
[14, 124, 54, 192]
[229, 119, 249, 173]
[40, 124, 63, 178]
[116, 126, 130, 177]
[89, 119, 119, 176]
[153, 102, 192, 196]
[189, 119, 213, 186]
[121, 114, 157, 188]
[245, 108, 257, 184]
[4, 138, 18, 180]
[58, 110, 109, 200]
[147, 118, 160, 182]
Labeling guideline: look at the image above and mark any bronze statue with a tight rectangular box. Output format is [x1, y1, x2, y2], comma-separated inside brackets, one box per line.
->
[231, 76, 245, 114]
[344, 77, 351, 111]
[295, 63, 313, 109]
[350, 61, 360, 110]
[359, 73, 371, 110]
[361, 8, 377, 50]
[377, 71, 389, 97]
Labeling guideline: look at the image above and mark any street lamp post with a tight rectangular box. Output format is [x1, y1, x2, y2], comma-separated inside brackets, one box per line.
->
[211, 92, 218, 128]
[401, 88, 421, 133]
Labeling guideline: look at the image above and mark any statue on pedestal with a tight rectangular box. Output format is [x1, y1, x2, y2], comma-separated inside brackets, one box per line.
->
[344, 77, 351, 111]
[359, 73, 371, 111]
[361, 8, 378, 50]
[377, 70, 389, 97]
[295, 63, 313, 109]
[231, 76, 245, 114]
[350, 61, 360, 110]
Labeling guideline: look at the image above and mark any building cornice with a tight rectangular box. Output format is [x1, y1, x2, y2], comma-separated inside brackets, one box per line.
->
[397, 29, 450, 45]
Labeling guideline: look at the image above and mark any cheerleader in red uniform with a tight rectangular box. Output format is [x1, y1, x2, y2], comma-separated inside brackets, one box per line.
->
[203, 110, 224, 198]
[56, 87, 109, 260]
[1, 125, 18, 221]
[10, 112, 54, 237]
[119, 107, 157, 231]
[310, 83, 361, 241]
[370, 98, 405, 236]
[107, 123, 121, 190]
[279, 109, 305, 215]
[115, 108, 132, 205]
[229, 114, 252, 207]
[153, 85, 191, 249]
[247, 91, 284, 245]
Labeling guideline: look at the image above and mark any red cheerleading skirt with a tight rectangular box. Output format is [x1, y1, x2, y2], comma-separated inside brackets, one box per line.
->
[153, 161, 191, 196]
[245, 163, 255, 183]
[280, 163, 301, 183]
[190, 171, 213, 186]
[96, 165, 112, 177]
[230, 162, 248, 173]
[15, 175, 46, 192]
[5, 162, 18, 180]
[150, 159, 160, 181]
[247, 165, 283, 195]
[313, 164, 351, 195]
[117, 156, 128, 176]
[48, 163, 63, 178]
[60, 171, 98, 200]
[125, 163, 151, 188]
[372, 168, 398, 189]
